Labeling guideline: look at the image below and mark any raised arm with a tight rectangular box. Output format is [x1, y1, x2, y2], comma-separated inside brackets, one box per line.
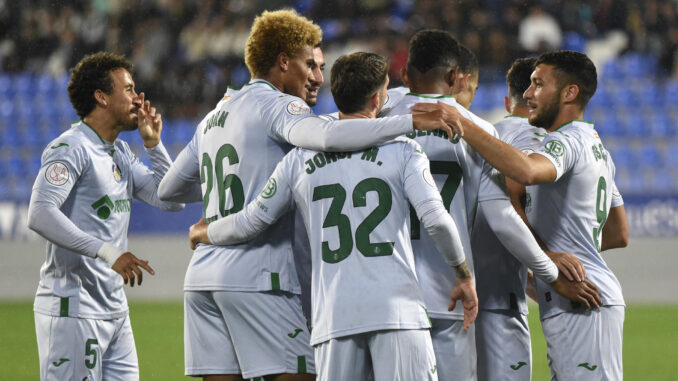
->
[411, 101, 556, 185]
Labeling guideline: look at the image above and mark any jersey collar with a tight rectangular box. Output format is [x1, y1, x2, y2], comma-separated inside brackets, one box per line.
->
[76, 120, 115, 151]
[247, 79, 279, 91]
[554, 119, 594, 131]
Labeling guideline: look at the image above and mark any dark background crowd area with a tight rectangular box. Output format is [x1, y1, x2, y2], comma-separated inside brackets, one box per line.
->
[1, 0, 678, 119]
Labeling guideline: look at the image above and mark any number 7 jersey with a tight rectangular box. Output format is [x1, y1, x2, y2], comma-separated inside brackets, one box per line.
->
[527, 121, 625, 318]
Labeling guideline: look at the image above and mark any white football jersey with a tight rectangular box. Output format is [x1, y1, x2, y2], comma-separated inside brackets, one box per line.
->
[527, 121, 625, 319]
[31, 121, 175, 319]
[471, 115, 547, 314]
[382, 93, 508, 319]
[171, 80, 414, 293]
[378, 86, 410, 117]
[245, 137, 445, 345]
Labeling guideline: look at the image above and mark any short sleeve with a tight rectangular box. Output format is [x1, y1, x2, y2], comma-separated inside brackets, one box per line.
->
[610, 181, 624, 208]
[532, 131, 580, 181]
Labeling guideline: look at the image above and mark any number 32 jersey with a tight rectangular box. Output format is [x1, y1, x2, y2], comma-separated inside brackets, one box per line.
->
[249, 137, 445, 346]
[527, 121, 625, 319]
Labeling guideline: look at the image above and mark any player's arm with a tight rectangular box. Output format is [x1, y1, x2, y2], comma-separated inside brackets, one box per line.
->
[266, 97, 459, 152]
[157, 129, 203, 203]
[189, 156, 295, 249]
[403, 143, 477, 330]
[28, 155, 153, 286]
[411, 101, 556, 185]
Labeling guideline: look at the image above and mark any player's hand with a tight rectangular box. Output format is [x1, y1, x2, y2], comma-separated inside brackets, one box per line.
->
[411, 101, 466, 140]
[525, 271, 538, 302]
[550, 272, 602, 310]
[111, 252, 155, 287]
[448, 262, 478, 330]
[546, 251, 586, 282]
[137, 92, 162, 148]
[189, 218, 210, 250]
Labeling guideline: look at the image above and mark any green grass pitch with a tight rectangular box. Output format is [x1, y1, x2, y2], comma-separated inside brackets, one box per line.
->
[2, 301, 677, 379]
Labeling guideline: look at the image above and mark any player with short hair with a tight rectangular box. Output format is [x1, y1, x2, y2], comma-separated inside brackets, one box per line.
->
[471, 57, 546, 381]
[418, 50, 628, 381]
[27, 51, 184, 381]
[384, 31, 601, 381]
[451, 44, 479, 110]
[157, 10, 461, 381]
[188, 51, 477, 381]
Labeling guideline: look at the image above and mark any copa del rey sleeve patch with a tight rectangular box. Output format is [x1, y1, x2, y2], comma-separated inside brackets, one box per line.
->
[286, 100, 311, 115]
[45, 161, 70, 186]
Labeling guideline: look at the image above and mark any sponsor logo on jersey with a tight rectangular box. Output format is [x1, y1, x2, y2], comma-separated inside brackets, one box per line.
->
[578, 362, 598, 371]
[112, 163, 122, 182]
[510, 361, 527, 370]
[544, 140, 564, 157]
[286, 100, 310, 115]
[91, 195, 131, 220]
[52, 358, 70, 367]
[45, 161, 70, 186]
[261, 178, 277, 199]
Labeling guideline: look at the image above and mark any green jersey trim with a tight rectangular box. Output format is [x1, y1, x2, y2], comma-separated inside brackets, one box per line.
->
[247, 80, 278, 91]
[504, 114, 528, 119]
[60, 297, 69, 317]
[80, 120, 108, 144]
[271, 273, 281, 291]
[297, 356, 307, 373]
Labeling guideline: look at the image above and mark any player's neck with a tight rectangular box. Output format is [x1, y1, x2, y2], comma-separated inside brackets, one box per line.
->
[547, 106, 585, 132]
[83, 111, 122, 143]
[339, 109, 376, 120]
[409, 82, 451, 97]
[510, 105, 530, 118]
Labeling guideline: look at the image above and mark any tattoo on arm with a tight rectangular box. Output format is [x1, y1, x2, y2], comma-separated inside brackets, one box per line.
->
[453, 261, 472, 280]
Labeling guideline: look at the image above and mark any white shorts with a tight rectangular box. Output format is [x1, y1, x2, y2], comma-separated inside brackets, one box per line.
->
[475, 310, 531, 381]
[34, 312, 138, 381]
[315, 329, 437, 381]
[184, 290, 315, 378]
[541, 306, 624, 381]
[430, 318, 476, 381]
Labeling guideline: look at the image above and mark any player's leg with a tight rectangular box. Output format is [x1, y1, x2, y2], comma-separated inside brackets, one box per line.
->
[35, 312, 114, 381]
[216, 290, 315, 380]
[369, 329, 438, 381]
[101, 315, 139, 381]
[184, 291, 242, 378]
[541, 306, 624, 381]
[314, 334, 370, 381]
[476, 309, 531, 381]
[429, 318, 476, 381]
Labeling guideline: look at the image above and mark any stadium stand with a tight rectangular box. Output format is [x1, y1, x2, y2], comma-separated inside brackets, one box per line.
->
[0, 0, 677, 203]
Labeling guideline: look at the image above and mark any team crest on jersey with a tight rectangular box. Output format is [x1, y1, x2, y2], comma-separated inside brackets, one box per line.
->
[260, 178, 277, 199]
[112, 163, 122, 182]
[45, 161, 69, 186]
[286, 100, 310, 115]
[544, 140, 564, 157]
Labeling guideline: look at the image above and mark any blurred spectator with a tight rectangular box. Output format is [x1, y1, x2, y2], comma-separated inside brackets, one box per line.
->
[518, 5, 562, 53]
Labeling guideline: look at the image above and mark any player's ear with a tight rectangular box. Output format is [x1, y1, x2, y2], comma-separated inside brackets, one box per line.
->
[94, 89, 107, 107]
[504, 96, 511, 113]
[401, 67, 409, 87]
[446, 66, 459, 88]
[370, 90, 380, 111]
[277, 52, 290, 72]
[562, 84, 579, 104]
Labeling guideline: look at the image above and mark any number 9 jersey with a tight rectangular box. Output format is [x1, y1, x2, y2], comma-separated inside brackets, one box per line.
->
[526, 120, 625, 319]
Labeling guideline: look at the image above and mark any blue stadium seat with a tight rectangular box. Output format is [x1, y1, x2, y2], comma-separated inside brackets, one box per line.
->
[36, 74, 58, 97]
[0, 74, 11, 97]
[11, 73, 34, 97]
[665, 80, 678, 107]
[601, 59, 623, 80]
[619, 112, 645, 137]
[607, 145, 636, 169]
[637, 142, 664, 169]
[640, 82, 663, 107]
[666, 141, 678, 167]
[649, 170, 671, 194]
[594, 110, 622, 137]
[646, 112, 671, 138]
[562, 32, 586, 52]
[469, 85, 491, 111]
